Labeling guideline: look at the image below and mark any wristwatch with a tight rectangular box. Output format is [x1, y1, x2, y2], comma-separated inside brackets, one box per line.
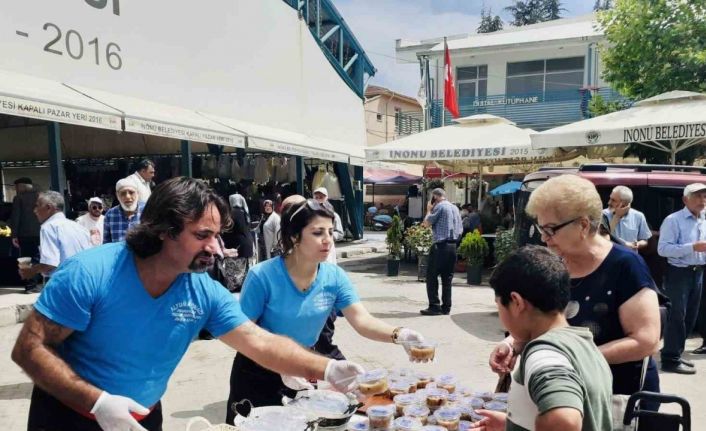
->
[391, 327, 402, 343]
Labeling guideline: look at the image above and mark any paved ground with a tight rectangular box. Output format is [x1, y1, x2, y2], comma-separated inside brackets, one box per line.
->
[0, 252, 703, 429]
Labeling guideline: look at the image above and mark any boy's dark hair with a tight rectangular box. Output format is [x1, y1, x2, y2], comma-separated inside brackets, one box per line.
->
[489, 245, 570, 313]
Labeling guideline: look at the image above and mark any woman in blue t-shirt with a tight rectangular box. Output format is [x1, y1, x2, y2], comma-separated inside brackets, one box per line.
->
[225, 197, 427, 424]
[489, 175, 662, 410]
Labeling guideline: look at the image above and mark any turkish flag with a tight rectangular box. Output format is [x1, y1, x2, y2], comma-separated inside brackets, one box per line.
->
[444, 40, 460, 119]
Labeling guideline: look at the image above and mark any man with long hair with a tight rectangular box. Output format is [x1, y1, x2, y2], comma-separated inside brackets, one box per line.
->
[12, 177, 364, 431]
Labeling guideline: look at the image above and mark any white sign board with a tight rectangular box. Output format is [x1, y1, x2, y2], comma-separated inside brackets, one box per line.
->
[0, 0, 366, 160]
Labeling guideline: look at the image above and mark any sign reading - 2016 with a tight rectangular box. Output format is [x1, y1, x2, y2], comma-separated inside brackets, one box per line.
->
[36, 1, 122, 70]
[85, 0, 120, 16]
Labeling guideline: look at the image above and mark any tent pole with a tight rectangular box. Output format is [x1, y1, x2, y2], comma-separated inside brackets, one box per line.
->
[372, 183, 375, 205]
[671, 140, 677, 165]
[477, 163, 483, 210]
[465, 176, 469, 205]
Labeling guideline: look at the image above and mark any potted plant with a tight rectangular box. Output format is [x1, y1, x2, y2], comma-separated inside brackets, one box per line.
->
[457, 229, 489, 285]
[494, 227, 517, 266]
[385, 215, 404, 276]
[404, 224, 433, 282]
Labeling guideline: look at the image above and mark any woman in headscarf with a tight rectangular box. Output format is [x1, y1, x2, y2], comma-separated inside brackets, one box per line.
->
[220, 193, 254, 292]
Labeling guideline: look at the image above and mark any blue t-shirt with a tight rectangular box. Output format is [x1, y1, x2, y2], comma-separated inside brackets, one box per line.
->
[34, 242, 249, 407]
[240, 256, 360, 347]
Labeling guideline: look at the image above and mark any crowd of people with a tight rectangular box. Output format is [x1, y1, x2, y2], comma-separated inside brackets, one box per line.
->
[6, 167, 706, 430]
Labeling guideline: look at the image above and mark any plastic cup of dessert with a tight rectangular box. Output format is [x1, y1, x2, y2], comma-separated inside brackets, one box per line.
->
[17, 257, 32, 269]
[393, 416, 424, 431]
[420, 426, 446, 431]
[357, 369, 389, 396]
[393, 393, 420, 417]
[433, 407, 462, 431]
[472, 391, 494, 402]
[389, 380, 414, 398]
[348, 421, 370, 431]
[406, 340, 437, 362]
[434, 374, 458, 394]
[367, 404, 395, 431]
[403, 404, 431, 426]
[414, 371, 434, 389]
[492, 392, 509, 403]
[423, 388, 449, 411]
[483, 401, 508, 413]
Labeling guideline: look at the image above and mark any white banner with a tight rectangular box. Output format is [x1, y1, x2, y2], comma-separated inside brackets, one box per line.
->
[366, 146, 552, 162]
[0, 94, 121, 130]
[249, 137, 349, 163]
[125, 118, 244, 147]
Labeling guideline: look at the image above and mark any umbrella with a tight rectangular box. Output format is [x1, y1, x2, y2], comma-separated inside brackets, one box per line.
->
[489, 181, 522, 197]
[366, 114, 578, 207]
[530, 91, 706, 165]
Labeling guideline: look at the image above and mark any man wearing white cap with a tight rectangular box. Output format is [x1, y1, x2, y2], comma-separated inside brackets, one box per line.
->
[76, 197, 105, 246]
[658, 183, 706, 374]
[103, 178, 145, 244]
[313, 187, 343, 264]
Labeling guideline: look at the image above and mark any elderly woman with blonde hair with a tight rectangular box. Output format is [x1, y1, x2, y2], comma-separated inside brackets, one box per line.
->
[489, 174, 662, 410]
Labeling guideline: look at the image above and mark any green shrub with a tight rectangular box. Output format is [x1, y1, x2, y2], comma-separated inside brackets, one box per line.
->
[457, 230, 489, 267]
[386, 215, 404, 259]
[494, 228, 517, 265]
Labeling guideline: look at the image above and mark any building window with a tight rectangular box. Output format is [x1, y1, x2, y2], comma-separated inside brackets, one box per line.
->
[457, 65, 488, 100]
[376, 113, 383, 122]
[506, 56, 584, 96]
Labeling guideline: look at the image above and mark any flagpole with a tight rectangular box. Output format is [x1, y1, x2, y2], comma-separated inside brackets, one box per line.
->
[442, 37, 446, 127]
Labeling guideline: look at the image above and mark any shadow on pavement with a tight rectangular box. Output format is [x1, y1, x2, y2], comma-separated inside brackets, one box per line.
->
[370, 311, 424, 319]
[171, 400, 227, 425]
[450, 311, 506, 342]
[0, 382, 33, 400]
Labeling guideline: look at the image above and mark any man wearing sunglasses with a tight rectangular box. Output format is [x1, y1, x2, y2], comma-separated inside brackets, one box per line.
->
[76, 197, 105, 246]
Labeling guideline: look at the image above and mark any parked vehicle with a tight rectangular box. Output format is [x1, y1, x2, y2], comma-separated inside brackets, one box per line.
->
[516, 164, 706, 286]
[372, 214, 393, 231]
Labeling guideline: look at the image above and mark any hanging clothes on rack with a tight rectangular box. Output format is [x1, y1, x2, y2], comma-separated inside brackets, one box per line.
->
[322, 167, 342, 200]
[243, 158, 256, 180]
[312, 164, 327, 190]
[217, 154, 232, 179]
[203, 155, 218, 178]
[287, 157, 298, 182]
[230, 157, 242, 181]
[253, 156, 271, 184]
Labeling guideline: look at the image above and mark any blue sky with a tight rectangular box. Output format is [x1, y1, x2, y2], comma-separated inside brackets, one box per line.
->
[335, 0, 596, 97]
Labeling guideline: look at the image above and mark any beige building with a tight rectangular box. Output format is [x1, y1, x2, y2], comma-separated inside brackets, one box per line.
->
[364, 86, 423, 146]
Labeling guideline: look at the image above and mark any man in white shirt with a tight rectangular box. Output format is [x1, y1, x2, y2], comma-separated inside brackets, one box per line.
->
[18, 191, 92, 289]
[313, 187, 343, 264]
[76, 197, 105, 246]
[129, 159, 155, 204]
[603, 185, 652, 251]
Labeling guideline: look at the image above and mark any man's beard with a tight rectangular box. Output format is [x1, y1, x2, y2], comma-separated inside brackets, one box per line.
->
[189, 251, 215, 273]
[120, 202, 138, 212]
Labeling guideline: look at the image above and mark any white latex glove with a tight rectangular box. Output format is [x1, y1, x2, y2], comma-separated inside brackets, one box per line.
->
[90, 391, 150, 431]
[281, 375, 315, 391]
[397, 328, 424, 344]
[324, 360, 365, 393]
[396, 328, 429, 363]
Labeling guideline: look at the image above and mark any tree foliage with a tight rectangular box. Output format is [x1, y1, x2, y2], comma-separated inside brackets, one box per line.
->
[504, 0, 564, 26]
[477, 7, 504, 33]
[593, 0, 613, 10]
[598, 0, 706, 100]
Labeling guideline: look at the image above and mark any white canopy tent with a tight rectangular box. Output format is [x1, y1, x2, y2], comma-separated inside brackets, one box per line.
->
[365, 114, 575, 207]
[531, 91, 706, 165]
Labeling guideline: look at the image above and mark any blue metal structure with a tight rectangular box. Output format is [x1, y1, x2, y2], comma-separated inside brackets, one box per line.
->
[282, 0, 376, 98]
